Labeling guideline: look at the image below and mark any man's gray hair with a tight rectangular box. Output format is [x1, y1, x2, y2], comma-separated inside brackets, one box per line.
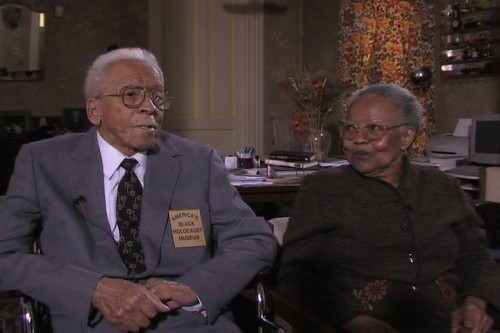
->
[84, 47, 164, 99]
[347, 83, 424, 134]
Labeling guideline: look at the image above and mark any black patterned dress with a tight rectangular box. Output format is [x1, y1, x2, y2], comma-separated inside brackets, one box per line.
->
[277, 159, 500, 332]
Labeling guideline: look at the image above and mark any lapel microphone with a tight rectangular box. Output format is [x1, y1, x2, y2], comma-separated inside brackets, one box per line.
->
[73, 195, 87, 205]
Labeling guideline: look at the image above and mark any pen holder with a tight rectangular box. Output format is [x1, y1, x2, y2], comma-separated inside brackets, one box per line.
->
[237, 157, 254, 169]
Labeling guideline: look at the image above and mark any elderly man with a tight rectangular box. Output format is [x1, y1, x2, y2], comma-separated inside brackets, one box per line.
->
[0, 47, 277, 332]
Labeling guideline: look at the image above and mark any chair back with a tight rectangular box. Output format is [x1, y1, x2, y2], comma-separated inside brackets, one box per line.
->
[471, 200, 500, 263]
[480, 167, 500, 203]
[268, 217, 289, 246]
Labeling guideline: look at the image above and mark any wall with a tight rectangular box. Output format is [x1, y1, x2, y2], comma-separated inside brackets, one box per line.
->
[263, 0, 500, 148]
[262, 0, 302, 154]
[302, 1, 340, 73]
[0, 0, 148, 120]
[434, 2, 500, 134]
[262, 0, 339, 154]
[436, 80, 500, 134]
[1, 0, 498, 145]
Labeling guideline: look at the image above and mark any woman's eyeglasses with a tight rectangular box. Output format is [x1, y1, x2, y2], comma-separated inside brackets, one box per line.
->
[339, 123, 409, 141]
[97, 86, 173, 111]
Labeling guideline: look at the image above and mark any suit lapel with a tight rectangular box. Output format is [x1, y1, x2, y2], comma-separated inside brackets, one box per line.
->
[140, 138, 181, 271]
[67, 128, 124, 266]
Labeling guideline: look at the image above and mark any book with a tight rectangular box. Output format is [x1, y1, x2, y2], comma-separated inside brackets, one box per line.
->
[264, 158, 319, 169]
[267, 165, 321, 178]
[265, 176, 303, 184]
[232, 168, 268, 176]
[268, 150, 317, 162]
[319, 158, 350, 167]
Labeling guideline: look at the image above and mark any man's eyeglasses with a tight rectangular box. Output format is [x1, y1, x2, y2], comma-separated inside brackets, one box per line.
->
[97, 86, 172, 111]
[339, 123, 409, 141]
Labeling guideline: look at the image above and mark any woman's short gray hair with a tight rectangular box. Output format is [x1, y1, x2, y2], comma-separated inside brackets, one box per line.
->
[347, 83, 424, 134]
[84, 47, 164, 99]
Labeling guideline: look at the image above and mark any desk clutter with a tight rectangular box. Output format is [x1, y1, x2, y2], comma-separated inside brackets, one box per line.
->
[225, 146, 259, 170]
[226, 149, 349, 186]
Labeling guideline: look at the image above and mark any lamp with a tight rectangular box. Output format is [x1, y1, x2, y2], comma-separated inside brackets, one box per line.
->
[410, 67, 432, 86]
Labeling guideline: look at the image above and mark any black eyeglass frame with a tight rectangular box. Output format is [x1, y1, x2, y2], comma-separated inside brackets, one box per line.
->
[97, 85, 173, 111]
[339, 123, 409, 141]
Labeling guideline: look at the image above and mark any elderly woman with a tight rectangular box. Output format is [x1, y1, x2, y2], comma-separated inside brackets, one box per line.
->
[277, 84, 500, 333]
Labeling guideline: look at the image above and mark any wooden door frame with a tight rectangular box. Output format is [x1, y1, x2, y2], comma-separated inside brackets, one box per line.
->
[148, 0, 264, 155]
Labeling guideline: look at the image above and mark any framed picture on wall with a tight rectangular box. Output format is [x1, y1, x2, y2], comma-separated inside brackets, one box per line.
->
[62, 108, 92, 132]
[0, 110, 32, 136]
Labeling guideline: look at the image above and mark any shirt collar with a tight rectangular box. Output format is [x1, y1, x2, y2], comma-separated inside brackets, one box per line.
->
[96, 131, 147, 180]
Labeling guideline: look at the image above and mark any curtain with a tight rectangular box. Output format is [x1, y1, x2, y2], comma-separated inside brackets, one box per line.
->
[338, 0, 436, 156]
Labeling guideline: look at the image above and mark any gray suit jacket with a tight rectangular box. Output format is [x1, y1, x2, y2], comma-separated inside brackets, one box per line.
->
[0, 127, 277, 332]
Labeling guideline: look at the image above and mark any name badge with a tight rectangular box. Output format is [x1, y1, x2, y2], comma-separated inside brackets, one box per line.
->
[169, 209, 207, 248]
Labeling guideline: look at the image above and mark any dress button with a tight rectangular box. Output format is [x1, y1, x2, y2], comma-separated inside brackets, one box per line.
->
[408, 253, 416, 263]
[401, 221, 409, 231]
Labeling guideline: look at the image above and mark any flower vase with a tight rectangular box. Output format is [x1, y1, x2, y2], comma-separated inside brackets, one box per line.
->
[303, 125, 332, 162]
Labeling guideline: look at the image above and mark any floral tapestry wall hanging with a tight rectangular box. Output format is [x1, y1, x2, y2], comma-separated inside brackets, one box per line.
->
[338, 0, 436, 157]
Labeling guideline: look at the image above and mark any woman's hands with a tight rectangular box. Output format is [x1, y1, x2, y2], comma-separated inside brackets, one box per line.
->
[451, 296, 494, 333]
[342, 315, 399, 333]
[341, 296, 495, 333]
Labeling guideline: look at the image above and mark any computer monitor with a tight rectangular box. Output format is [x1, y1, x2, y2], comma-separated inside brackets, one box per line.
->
[469, 114, 500, 166]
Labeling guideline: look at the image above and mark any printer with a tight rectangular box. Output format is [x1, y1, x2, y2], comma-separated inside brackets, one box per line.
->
[411, 119, 470, 170]
[425, 134, 468, 158]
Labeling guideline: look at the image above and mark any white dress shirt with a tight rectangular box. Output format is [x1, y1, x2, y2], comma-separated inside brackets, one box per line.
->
[97, 132, 147, 242]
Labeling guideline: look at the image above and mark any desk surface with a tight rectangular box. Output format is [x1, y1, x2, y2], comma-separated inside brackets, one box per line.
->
[234, 183, 300, 204]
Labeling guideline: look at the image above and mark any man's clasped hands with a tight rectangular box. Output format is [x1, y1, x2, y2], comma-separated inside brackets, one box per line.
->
[92, 277, 198, 332]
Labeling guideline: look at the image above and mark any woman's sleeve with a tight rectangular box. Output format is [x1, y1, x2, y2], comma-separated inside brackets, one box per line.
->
[276, 174, 338, 320]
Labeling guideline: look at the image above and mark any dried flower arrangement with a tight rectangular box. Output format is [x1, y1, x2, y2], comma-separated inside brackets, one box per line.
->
[280, 68, 342, 141]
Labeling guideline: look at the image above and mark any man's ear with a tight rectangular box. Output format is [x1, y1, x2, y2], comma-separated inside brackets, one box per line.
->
[86, 99, 101, 126]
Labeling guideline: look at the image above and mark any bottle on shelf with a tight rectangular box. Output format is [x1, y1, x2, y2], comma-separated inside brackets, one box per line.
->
[451, 2, 462, 31]
[481, 43, 492, 58]
[441, 4, 454, 32]
[461, 0, 476, 13]
[463, 45, 472, 60]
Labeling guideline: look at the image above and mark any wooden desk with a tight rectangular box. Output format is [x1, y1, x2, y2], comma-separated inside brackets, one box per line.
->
[235, 183, 300, 204]
[234, 183, 301, 220]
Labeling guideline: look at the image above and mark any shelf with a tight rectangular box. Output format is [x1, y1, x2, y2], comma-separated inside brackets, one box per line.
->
[442, 25, 500, 37]
[442, 38, 499, 51]
[441, 55, 500, 65]
[442, 73, 500, 80]
[447, 172, 480, 180]
[440, 58, 500, 79]
[442, 31, 498, 46]
[441, 60, 500, 78]
[440, 5, 500, 80]
[462, 184, 480, 190]
[446, 173, 480, 198]
[458, 6, 500, 14]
